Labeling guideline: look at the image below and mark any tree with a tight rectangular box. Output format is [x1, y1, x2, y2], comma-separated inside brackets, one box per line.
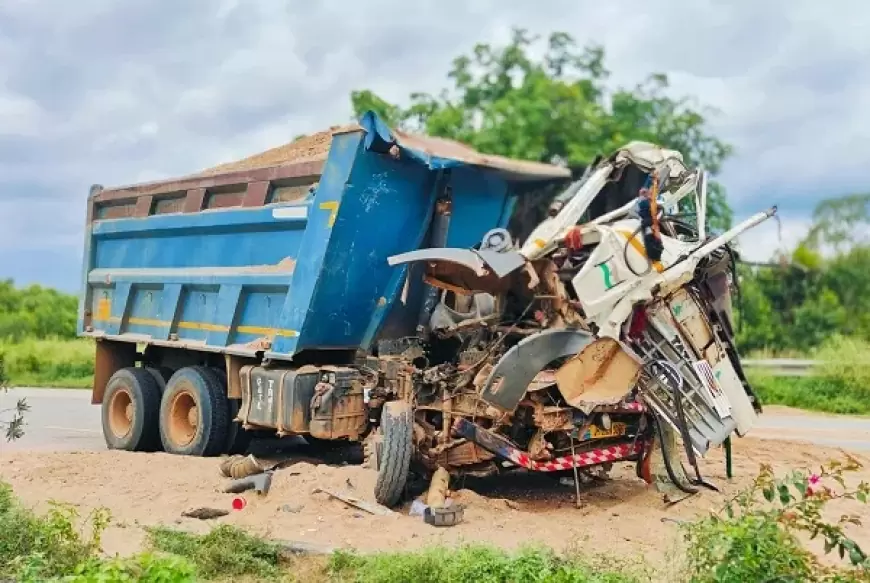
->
[350, 28, 734, 230]
[0, 279, 78, 341]
[735, 192, 870, 353]
[802, 193, 870, 254]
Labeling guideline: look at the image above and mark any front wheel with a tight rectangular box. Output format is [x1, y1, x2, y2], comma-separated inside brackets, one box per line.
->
[372, 401, 413, 507]
[159, 366, 229, 457]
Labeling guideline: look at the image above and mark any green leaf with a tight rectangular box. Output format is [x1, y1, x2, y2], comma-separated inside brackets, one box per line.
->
[763, 486, 775, 503]
[778, 484, 792, 505]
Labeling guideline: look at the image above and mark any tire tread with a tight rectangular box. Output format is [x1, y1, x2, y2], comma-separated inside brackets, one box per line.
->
[373, 402, 413, 507]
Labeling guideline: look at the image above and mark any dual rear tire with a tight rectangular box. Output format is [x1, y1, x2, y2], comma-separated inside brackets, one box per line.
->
[101, 365, 249, 456]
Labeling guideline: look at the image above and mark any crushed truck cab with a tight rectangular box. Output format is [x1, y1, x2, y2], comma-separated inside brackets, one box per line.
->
[78, 114, 775, 507]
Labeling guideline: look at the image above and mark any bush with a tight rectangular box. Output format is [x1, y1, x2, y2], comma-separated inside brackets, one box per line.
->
[328, 545, 642, 583]
[748, 335, 870, 415]
[147, 525, 284, 580]
[0, 481, 109, 580]
[750, 375, 870, 415]
[0, 480, 197, 582]
[681, 456, 870, 582]
[63, 553, 196, 583]
[0, 337, 94, 388]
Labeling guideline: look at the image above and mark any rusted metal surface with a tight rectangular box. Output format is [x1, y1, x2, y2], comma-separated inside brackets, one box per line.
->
[182, 188, 206, 213]
[242, 181, 270, 207]
[554, 338, 642, 414]
[433, 441, 496, 467]
[224, 355, 254, 400]
[532, 405, 573, 433]
[91, 160, 325, 205]
[308, 368, 368, 440]
[91, 340, 136, 404]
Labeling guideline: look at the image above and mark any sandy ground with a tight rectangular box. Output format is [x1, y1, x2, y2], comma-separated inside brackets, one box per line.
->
[2, 432, 869, 572]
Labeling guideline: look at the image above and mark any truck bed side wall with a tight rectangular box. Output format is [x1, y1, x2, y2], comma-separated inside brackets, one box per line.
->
[79, 130, 517, 401]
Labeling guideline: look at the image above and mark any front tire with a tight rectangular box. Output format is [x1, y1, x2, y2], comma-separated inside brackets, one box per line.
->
[159, 366, 229, 457]
[101, 367, 162, 452]
[373, 401, 413, 507]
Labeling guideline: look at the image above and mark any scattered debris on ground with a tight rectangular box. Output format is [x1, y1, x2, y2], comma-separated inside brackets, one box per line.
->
[2, 434, 868, 567]
[181, 507, 229, 520]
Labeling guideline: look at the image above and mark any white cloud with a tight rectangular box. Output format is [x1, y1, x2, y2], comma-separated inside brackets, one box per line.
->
[734, 213, 814, 262]
[1, 0, 869, 289]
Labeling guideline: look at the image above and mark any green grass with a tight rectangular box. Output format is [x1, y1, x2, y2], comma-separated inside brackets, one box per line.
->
[0, 337, 93, 388]
[750, 336, 870, 415]
[327, 545, 644, 583]
[148, 526, 645, 583]
[147, 525, 284, 580]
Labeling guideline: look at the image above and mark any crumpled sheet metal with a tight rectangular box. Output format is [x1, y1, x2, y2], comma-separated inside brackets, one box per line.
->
[358, 110, 570, 181]
[478, 329, 594, 412]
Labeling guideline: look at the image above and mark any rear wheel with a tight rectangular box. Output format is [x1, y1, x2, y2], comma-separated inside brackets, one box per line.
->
[373, 401, 413, 507]
[101, 367, 162, 452]
[143, 366, 173, 393]
[159, 366, 229, 457]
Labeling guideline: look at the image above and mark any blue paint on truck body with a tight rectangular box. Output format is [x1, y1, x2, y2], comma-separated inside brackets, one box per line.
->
[78, 112, 568, 361]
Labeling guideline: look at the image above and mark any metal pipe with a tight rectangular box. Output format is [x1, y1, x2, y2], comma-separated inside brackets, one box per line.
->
[416, 175, 453, 333]
[688, 207, 778, 261]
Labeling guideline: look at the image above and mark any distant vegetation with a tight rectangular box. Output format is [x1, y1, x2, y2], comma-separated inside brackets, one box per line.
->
[0, 280, 77, 341]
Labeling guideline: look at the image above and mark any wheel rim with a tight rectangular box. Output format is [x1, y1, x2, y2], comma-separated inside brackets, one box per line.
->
[108, 388, 134, 438]
[168, 388, 199, 447]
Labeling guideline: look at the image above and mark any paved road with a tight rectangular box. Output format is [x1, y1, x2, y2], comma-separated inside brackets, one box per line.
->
[2, 388, 870, 453]
[0, 388, 103, 452]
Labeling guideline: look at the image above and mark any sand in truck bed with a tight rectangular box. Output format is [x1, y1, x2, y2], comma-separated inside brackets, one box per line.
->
[195, 125, 358, 177]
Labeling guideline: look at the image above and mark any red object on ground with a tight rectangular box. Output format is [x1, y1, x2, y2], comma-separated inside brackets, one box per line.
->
[232, 497, 246, 510]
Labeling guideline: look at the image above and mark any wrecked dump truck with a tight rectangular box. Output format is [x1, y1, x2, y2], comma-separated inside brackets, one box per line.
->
[78, 111, 776, 506]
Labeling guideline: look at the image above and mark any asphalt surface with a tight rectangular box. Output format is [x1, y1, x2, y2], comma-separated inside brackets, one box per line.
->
[2, 388, 870, 454]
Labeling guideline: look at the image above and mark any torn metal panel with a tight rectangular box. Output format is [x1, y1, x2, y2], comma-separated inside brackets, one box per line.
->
[554, 338, 643, 414]
[452, 417, 644, 472]
[387, 247, 525, 295]
[479, 329, 594, 412]
[358, 111, 571, 181]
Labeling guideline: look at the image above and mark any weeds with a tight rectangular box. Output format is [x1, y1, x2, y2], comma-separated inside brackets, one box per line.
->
[0, 337, 94, 388]
[682, 455, 870, 582]
[0, 481, 110, 580]
[147, 525, 284, 580]
[748, 335, 870, 415]
[0, 355, 28, 440]
[328, 545, 642, 582]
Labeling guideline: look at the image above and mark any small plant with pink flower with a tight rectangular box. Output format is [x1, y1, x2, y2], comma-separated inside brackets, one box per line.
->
[682, 455, 870, 582]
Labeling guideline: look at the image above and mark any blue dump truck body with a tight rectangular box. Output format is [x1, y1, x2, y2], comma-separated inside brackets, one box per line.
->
[79, 111, 569, 396]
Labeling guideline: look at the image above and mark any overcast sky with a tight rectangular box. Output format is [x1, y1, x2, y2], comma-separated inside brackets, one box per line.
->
[1, 0, 867, 292]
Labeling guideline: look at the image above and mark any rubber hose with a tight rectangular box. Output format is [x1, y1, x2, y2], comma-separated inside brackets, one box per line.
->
[654, 416, 698, 494]
[623, 226, 652, 277]
[666, 361, 719, 492]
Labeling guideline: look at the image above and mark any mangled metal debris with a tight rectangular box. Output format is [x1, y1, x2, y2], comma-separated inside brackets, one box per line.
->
[376, 140, 776, 505]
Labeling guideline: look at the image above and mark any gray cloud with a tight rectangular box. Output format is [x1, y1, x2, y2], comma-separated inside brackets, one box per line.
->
[1, 0, 868, 290]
